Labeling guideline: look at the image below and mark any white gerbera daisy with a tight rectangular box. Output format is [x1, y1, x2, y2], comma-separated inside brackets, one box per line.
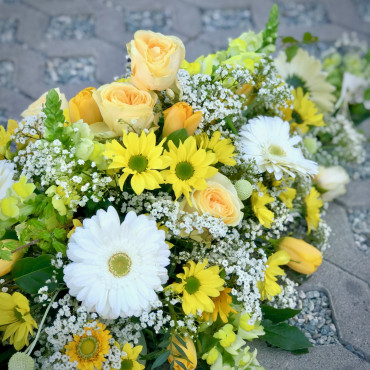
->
[64, 206, 170, 319]
[239, 116, 318, 180]
[0, 160, 15, 200]
[275, 48, 335, 112]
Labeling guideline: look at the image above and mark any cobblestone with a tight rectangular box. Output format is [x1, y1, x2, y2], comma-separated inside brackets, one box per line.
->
[46, 15, 95, 40]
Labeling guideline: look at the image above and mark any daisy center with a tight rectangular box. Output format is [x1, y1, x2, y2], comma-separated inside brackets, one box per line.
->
[175, 162, 194, 180]
[121, 359, 134, 370]
[286, 74, 308, 95]
[292, 110, 304, 124]
[108, 253, 132, 277]
[268, 144, 286, 157]
[77, 336, 99, 359]
[128, 155, 148, 173]
[185, 276, 200, 294]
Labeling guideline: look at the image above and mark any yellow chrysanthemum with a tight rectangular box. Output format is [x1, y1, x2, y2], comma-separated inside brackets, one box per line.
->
[257, 251, 290, 301]
[251, 183, 275, 228]
[112, 343, 144, 370]
[283, 87, 325, 134]
[278, 187, 297, 210]
[104, 130, 166, 195]
[65, 321, 111, 370]
[162, 136, 217, 204]
[305, 187, 323, 234]
[0, 120, 18, 158]
[196, 131, 237, 166]
[202, 287, 237, 323]
[171, 259, 225, 315]
[0, 292, 37, 350]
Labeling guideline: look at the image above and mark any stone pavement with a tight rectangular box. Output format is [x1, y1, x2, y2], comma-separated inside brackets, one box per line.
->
[1, 0, 370, 369]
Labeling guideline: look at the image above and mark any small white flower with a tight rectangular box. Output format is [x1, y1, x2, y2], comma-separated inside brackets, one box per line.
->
[0, 160, 16, 200]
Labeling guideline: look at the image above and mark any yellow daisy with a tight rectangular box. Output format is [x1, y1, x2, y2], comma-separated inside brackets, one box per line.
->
[65, 321, 111, 370]
[104, 130, 166, 195]
[0, 292, 37, 350]
[278, 187, 297, 210]
[171, 259, 225, 315]
[305, 187, 323, 234]
[202, 287, 237, 323]
[251, 183, 275, 228]
[257, 251, 290, 301]
[196, 131, 237, 166]
[283, 87, 325, 134]
[162, 136, 217, 204]
[113, 343, 144, 370]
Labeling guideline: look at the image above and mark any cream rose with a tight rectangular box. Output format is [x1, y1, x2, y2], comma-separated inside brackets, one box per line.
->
[21, 88, 68, 117]
[127, 30, 185, 91]
[183, 173, 244, 226]
[92, 82, 157, 136]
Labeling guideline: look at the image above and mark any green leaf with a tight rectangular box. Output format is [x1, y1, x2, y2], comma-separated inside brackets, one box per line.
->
[282, 36, 298, 44]
[52, 240, 67, 254]
[174, 360, 188, 370]
[364, 88, 370, 101]
[39, 231, 52, 241]
[0, 249, 11, 261]
[174, 335, 187, 348]
[151, 350, 170, 369]
[12, 254, 56, 294]
[165, 128, 188, 149]
[286, 45, 299, 62]
[53, 228, 67, 240]
[262, 305, 301, 323]
[3, 240, 19, 251]
[261, 320, 313, 352]
[172, 342, 188, 361]
[199, 333, 220, 354]
[3, 229, 17, 240]
[302, 32, 318, 44]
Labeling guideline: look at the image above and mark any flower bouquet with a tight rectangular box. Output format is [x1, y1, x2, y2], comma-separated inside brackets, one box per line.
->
[0, 5, 366, 370]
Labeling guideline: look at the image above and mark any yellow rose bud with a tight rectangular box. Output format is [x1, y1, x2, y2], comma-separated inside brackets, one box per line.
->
[127, 30, 185, 91]
[21, 88, 68, 117]
[183, 173, 244, 226]
[162, 102, 202, 137]
[168, 336, 197, 370]
[69, 87, 103, 125]
[278, 236, 322, 274]
[92, 82, 157, 136]
[0, 243, 23, 277]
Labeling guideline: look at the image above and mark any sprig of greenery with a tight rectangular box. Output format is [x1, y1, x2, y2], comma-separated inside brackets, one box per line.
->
[282, 32, 319, 62]
[259, 4, 279, 51]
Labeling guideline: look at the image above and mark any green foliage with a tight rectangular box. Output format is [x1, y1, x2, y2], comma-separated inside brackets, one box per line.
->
[42, 89, 67, 142]
[349, 102, 370, 125]
[282, 32, 318, 62]
[151, 350, 170, 369]
[261, 319, 312, 353]
[260, 4, 279, 51]
[164, 128, 188, 149]
[261, 305, 301, 324]
[12, 254, 61, 294]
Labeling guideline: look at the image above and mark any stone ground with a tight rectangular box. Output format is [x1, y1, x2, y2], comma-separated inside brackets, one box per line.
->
[0, 0, 370, 369]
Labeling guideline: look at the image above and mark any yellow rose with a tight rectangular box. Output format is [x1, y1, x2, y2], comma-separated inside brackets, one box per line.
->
[0, 243, 23, 277]
[168, 336, 197, 370]
[69, 87, 103, 125]
[21, 88, 68, 117]
[162, 102, 202, 137]
[127, 30, 185, 91]
[278, 236, 322, 274]
[92, 82, 157, 136]
[183, 173, 244, 226]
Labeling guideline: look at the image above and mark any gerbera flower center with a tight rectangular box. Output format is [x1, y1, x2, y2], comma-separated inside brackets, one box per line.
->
[108, 252, 132, 277]
[77, 336, 99, 359]
[184, 276, 200, 294]
[286, 74, 308, 94]
[175, 161, 194, 180]
[292, 110, 304, 124]
[121, 359, 134, 370]
[268, 144, 286, 157]
[128, 155, 148, 173]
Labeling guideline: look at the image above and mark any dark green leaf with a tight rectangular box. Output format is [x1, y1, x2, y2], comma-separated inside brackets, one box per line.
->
[174, 335, 187, 348]
[3, 229, 17, 240]
[282, 36, 298, 44]
[262, 305, 301, 323]
[261, 320, 313, 352]
[174, 360, 188, 370]
[12, 254, 56, 294]
[164, 128, 188, 149]
[286, 45, 299, 62]
[302, 32, 318, 44]
[172, 342, 188, 361]
[199, 334, 220, 354]
[151, 350, 170, 369]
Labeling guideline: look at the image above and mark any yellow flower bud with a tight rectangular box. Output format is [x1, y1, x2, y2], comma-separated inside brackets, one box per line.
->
[168, 336, 197, 370]
[202, 347, 219, 365]
[69, 87, 103, 125]
[0, 242, 23, 277]
[162, 102, 202, 137]
[279, 236, 322, 274]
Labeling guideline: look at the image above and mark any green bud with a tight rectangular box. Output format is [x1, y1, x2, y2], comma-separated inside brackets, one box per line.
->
[234, 179, 253, 201]
[8, 352, 35, 370]
[303, 137, 318, 155]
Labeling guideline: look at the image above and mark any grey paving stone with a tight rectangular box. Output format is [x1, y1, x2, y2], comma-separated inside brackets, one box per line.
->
[171, 2, 202, 39]
[125, 9, 173, 34]
[0, 87, 32, 121]
[0, 60, 14, 88]
[0, 18, 18, 43]
[336, 178, 370, 208]
[251, 341, 370, 370]
[354, 0, 370, 24]
[302, 261, 370, 360]
[323, 203, 370, 282]
[183, 38, 213, 62]
[46, 15, 96, 40]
